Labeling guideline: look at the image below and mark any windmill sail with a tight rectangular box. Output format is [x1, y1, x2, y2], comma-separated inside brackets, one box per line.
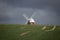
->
[23, 14, 28, 20]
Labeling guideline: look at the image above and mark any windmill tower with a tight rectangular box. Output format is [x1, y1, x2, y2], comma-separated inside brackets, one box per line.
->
[23, 12, 36, 25]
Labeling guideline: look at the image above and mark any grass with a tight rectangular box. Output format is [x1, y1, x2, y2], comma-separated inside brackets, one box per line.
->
[0, 24, 60, 40]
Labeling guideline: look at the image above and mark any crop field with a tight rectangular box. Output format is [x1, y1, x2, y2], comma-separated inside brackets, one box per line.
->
[0, 24, 60, 40]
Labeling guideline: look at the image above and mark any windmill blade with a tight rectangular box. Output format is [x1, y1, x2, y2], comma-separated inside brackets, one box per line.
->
[23, 14, 28, 20]
[31, 12, 36, 18]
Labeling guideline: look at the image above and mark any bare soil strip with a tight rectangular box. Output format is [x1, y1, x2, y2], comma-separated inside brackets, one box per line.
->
[45, 25, 56, 32]
[20, 31, 31, 36]
[42, 26, 46, 30]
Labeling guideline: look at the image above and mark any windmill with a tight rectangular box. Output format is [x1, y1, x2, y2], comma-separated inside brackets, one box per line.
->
[23, 12, 36, 25]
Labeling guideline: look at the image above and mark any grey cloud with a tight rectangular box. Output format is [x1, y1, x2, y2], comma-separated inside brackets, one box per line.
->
[0, 0, 60, 25]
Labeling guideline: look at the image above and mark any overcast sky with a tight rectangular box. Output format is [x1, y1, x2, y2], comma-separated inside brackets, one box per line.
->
[0, 0, 60, 25]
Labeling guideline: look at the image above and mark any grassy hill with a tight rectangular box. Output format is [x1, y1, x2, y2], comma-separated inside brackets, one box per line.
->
[0, 24, 60, 40]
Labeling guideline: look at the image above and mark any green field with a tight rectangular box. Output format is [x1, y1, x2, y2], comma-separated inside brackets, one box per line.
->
[0, 24, 60, 40]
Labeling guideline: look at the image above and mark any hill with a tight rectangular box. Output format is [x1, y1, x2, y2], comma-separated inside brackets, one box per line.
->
[0, 24, 60, 40]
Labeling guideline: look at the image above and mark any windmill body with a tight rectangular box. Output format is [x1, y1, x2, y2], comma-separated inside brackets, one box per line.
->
[27, 18, 35, 24]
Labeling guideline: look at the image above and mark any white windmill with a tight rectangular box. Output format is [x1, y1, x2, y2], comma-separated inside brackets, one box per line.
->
[23, 12, 36, 25]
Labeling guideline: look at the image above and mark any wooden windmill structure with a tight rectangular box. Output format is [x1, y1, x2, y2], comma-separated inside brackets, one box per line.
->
[23, 12, 36, 25]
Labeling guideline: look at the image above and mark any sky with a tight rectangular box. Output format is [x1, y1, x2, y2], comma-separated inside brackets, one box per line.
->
[0, 0, 60, 25]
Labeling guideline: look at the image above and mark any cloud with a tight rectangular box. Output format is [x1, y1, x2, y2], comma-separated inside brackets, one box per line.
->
[0, 0, 60, 25]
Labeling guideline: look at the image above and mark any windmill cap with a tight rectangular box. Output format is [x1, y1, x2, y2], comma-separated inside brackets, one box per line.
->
[29, 18, 35, 22]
